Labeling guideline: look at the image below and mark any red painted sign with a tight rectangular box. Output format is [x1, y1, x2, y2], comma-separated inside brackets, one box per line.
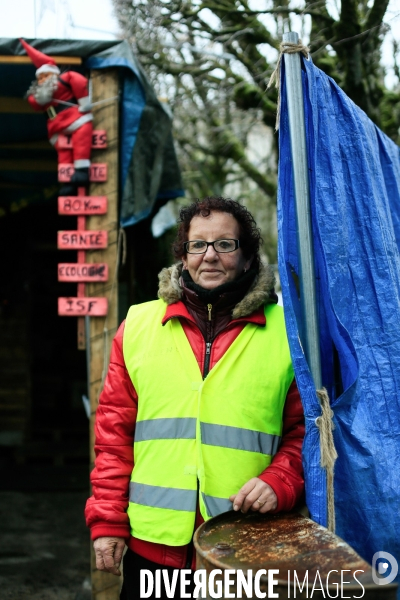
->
[58, 297, 108, 316]
[58, 130, 107, 149]
[58, 263, 109, 282]
[57, 230, 108, 250]
[58, 163, 108, 182]
[58, 196, 107, 215]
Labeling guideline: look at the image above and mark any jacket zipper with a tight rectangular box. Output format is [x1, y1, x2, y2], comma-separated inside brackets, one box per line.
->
[203, 341, 212, 378]
[203, 303, 213, 377]
[207, 303, 212, 321]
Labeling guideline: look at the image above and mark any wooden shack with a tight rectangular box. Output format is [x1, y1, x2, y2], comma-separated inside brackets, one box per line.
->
[0, 37, 183, 599]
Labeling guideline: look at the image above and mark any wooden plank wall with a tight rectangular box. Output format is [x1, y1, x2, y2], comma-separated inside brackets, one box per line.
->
[87, 68, 121, 600]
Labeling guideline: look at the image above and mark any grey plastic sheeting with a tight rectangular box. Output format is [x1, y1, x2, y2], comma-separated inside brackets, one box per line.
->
[278, 56, 400, 594]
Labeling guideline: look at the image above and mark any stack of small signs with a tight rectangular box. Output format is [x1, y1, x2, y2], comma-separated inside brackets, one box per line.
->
[57, 130, 109, 318]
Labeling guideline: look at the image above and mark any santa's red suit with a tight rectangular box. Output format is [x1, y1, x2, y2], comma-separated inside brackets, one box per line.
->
[20, 38, 93, 190]
[27, 70, 93, 170]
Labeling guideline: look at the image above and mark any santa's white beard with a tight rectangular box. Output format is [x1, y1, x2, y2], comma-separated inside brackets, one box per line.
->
[26, 74, 59, 98]
[38, 74, 59, 92]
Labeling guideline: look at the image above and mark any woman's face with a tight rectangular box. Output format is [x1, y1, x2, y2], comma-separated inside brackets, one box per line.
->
[182, 211, 253, 289]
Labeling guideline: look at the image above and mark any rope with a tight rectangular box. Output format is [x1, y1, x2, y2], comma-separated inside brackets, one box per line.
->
[315, 387, 338, 532]
[91, 95, 119, 108]
[52, 95, 119, 109]
[267, 40, 310, 131]
[98, 227, 127, 402]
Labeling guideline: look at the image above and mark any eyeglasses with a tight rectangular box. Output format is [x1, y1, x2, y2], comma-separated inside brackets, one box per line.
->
[184, 239, 240, 254]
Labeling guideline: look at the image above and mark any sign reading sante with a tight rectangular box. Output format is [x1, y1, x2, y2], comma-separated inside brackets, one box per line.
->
[57, 230, 108, 250]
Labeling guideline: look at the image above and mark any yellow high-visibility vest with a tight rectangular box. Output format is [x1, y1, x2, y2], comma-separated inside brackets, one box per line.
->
[123, 299, 294, 546]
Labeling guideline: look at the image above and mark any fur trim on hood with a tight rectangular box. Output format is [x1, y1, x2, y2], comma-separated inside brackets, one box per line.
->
[157, 261, 276, 319]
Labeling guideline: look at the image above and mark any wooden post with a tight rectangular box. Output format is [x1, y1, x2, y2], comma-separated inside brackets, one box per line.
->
[77, 188, 87, 350]
[87, 68, 121, 600]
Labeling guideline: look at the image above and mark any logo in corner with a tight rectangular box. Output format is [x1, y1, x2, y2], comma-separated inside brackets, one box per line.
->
[372, 551, 398, 585]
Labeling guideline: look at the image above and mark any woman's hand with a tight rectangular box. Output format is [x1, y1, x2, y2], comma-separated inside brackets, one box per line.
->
[229, 478, 277, 514]
[93, 536, 125, 576]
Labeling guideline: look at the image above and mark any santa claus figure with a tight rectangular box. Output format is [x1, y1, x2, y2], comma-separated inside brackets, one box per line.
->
[21, 38, 93, 195]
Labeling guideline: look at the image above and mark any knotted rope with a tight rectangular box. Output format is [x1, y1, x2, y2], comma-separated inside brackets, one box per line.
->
[315, 387, 338, 532]
[267, 40, 310, 130]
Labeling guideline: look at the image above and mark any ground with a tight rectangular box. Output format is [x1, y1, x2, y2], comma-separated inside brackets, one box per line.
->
[0, 491, 91, 600]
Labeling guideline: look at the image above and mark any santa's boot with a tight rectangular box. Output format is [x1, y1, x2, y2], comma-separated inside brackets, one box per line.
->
[70, 166, 90, 189]
[58, 165, 90, 196]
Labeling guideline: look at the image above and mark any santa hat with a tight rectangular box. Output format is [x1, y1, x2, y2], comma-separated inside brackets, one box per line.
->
[19, 38, 60, 76]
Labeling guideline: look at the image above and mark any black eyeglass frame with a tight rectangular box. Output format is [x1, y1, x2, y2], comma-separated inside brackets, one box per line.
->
[184, 239, 240, 254]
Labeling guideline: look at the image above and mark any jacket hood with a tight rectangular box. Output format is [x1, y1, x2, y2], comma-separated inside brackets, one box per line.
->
[157, 261, 277, 319]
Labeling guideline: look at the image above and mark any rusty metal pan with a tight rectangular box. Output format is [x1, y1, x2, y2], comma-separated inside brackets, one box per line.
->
[194, 510, 397, 599]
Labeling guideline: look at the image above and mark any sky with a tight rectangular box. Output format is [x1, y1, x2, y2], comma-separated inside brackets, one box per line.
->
[0, 0, 120, 41]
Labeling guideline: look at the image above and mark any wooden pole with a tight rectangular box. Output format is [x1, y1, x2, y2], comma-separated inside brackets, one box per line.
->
[87, 68, 120, 600]
[77, 188, 87, 350]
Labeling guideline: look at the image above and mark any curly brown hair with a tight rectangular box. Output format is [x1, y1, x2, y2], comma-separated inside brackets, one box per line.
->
[172, 197, 263, 268]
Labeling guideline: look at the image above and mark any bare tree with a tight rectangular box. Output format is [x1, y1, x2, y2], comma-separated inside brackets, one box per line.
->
[113, 0, 399, 260]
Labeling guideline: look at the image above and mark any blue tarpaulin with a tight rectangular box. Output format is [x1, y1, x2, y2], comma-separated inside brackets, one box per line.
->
[86, 41, 185, 227]
[278, 55, 400, 591]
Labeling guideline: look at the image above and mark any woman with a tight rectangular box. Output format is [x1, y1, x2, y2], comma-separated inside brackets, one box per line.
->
[85, 197, 305, 599]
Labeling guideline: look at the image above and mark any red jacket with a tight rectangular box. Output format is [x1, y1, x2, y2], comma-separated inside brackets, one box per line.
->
[27, 70, 91, 137]
[85, 294, 305, 568]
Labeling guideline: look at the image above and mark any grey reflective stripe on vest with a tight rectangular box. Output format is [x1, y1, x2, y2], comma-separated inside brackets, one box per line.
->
[202, 493, 233, 517]
[130, 482, 197, 512]
[135, 418, 196, 442]
[201, 422, 281, 455]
